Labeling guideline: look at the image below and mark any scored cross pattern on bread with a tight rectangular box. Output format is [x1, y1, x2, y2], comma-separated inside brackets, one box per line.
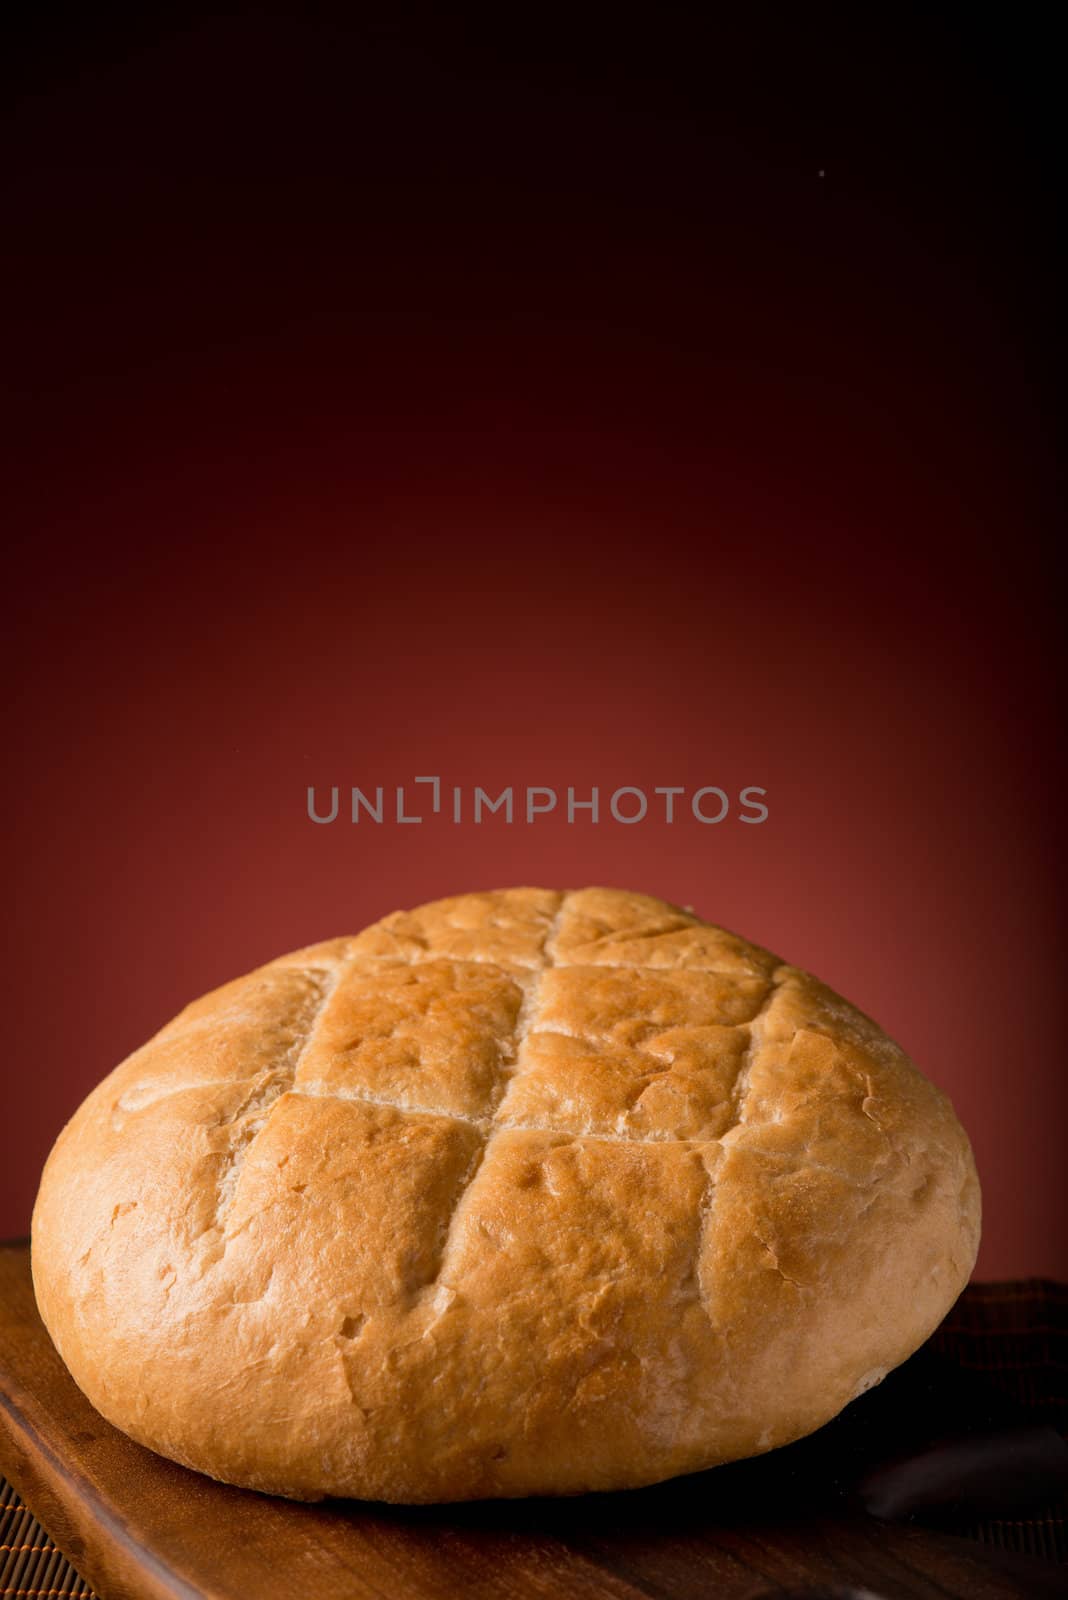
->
[31, 888, 980, 1503]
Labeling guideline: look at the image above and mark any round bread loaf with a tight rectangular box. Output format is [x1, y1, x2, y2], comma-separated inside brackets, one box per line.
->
[32, 887, 980, 1502]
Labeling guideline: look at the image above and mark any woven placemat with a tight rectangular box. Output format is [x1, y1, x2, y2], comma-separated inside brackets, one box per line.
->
[3, 1278, 1065, 1597]
[0, 1477, 95, 1598]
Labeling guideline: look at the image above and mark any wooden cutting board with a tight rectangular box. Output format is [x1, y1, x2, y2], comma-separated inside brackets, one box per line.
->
[0, 1244, 1056, 1600]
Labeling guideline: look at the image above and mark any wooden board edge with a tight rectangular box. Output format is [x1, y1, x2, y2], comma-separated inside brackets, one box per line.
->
[0, 1323, 204, 1600]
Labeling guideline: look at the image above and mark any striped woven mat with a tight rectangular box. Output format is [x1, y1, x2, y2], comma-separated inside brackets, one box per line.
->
[0, 1476, 93, 1597]
[3, 1277, 1065, 1597]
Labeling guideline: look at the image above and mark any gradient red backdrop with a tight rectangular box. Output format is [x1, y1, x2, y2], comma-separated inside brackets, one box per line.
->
[3, 11, 1063, 1275]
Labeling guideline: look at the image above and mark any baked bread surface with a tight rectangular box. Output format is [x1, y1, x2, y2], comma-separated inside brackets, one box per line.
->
[32, 887, 980, 1502]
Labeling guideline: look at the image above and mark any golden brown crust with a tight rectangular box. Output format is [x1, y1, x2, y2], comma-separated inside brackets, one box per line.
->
[31, 887, 980, 1502]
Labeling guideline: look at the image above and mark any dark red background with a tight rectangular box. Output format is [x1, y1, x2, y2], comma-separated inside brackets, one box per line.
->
[3, 10, 1062, 1274]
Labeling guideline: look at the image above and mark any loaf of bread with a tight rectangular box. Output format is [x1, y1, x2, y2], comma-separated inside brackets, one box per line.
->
[31, 887, 980, 1502]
